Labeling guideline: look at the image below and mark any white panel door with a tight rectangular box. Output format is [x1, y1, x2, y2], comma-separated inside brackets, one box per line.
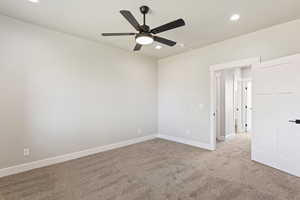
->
[245, 81, 252, 131]
[252, 54, 300, 177]
[236, 80, 244, 132]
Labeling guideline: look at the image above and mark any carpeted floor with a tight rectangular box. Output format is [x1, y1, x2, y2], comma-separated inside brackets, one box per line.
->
[0, 134, 300, 200]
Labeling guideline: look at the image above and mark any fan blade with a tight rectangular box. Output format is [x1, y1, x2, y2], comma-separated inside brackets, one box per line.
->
[134, 44, 142, 51]
[151, 19, 185, 34]
[102, 33, 136, 36]
[120, 10, 141, 31]
[154, 36, 176, 46]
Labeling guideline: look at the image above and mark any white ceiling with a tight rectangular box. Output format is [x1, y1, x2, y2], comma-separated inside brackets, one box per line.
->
[0, 0, 300, 59]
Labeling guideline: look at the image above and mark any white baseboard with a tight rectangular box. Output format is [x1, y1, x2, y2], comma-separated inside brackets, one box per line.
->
[218, 136, 225, 141]
[225, 133, 236, 140]
[0, 133, 214, 178]
[157, 134, 214, 151]
[0, 134, 156, 178]
[217, 133, 235, 141]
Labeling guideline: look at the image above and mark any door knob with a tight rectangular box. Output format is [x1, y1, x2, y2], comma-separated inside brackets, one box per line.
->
[288, 120, 300, 124]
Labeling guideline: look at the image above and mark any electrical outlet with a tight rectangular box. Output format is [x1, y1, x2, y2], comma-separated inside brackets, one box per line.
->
[24, 148, 30, 157]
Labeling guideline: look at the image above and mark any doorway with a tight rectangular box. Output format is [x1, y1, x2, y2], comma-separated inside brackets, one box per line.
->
[215, 67, 252, 142]
[209, 58, 260, 150]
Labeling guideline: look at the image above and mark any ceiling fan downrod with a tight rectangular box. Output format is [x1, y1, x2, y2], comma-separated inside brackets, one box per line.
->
[140, 5, 149, 26]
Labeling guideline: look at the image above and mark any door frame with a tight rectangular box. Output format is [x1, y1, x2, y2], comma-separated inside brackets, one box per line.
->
[215, 72, 223, 141]
[209, 57, 261, 150]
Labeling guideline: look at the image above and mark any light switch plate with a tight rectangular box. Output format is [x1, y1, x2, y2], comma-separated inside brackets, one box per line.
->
[24, 148, 30, 156]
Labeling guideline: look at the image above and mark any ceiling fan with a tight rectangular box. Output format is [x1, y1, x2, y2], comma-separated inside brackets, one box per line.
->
[102, 6, 186, 51]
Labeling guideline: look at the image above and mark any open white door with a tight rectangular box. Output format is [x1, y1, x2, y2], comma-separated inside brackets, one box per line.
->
[252, 54, 300, 177]
[243, 81, 252, 132]
[246, 81, 252, 132]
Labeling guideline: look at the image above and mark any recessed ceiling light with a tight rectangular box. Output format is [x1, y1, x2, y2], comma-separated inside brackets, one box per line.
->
[28, 0, 39, 3]
[230, 14, 240, 21]
[155, 45, 162, 50]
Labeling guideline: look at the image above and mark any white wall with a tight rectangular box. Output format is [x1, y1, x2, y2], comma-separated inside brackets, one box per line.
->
[0, 15, 158, 169]
[158, 19, 300, 145]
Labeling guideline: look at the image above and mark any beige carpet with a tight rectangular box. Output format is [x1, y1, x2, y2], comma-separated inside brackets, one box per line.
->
[0, 134, 300, 200]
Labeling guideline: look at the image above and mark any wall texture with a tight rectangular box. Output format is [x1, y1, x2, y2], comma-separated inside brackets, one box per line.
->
[158, 19, 300, 145]
[0, 15, 158, 169]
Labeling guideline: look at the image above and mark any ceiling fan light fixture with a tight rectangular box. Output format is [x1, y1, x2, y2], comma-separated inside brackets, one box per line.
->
[136, 33, 154, 45]
[230, 14, 240, 21]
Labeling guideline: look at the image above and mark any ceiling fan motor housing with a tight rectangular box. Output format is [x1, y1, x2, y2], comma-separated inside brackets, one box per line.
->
[140, 25, 150, 33]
